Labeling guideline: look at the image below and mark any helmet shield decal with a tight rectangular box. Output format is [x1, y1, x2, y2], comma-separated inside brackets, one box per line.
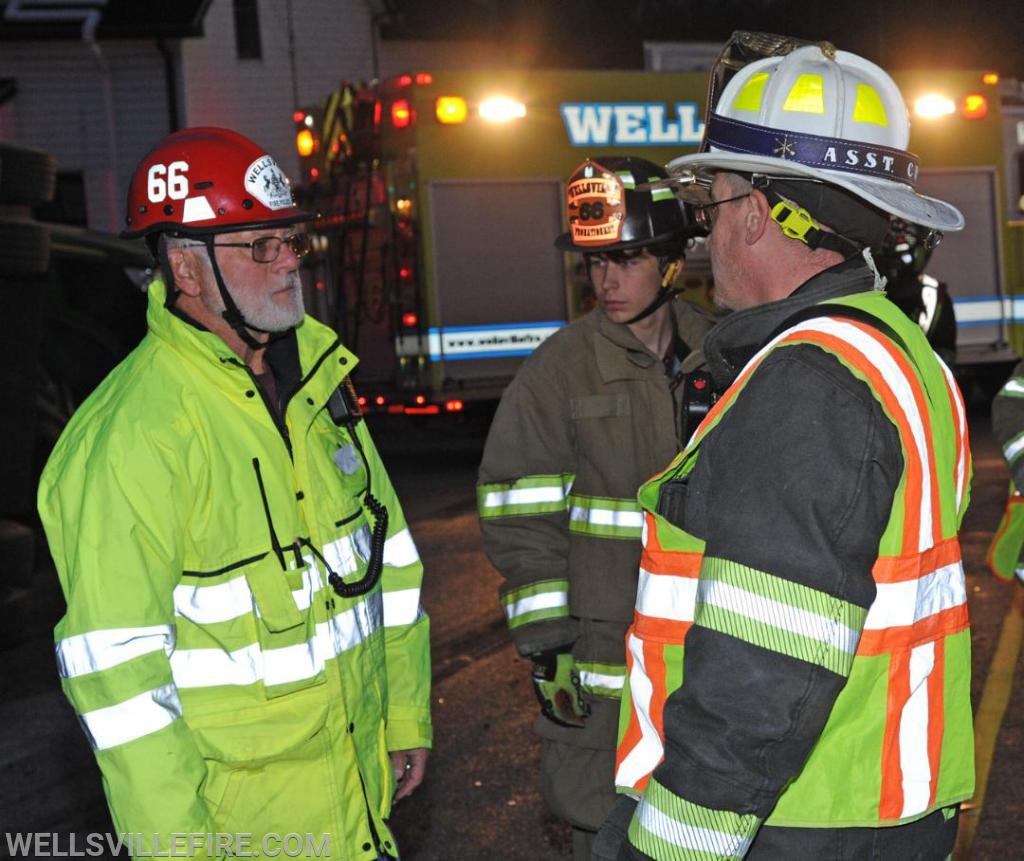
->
[566, 160, 626, 247]
[245, 156, 296, 210]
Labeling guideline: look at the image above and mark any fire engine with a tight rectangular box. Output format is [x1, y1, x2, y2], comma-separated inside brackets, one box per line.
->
[292, 66, 1024, 414]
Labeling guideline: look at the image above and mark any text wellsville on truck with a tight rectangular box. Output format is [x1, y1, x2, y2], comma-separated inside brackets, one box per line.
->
[291, 66, 1024, 415]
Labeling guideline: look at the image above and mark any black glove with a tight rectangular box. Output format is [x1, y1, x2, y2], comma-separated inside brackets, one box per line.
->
[593, 794, 639, 859]
[530, 648, 590, 728]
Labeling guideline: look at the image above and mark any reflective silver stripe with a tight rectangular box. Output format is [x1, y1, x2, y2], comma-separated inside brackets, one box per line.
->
[616, 632, 665, 791]
[383, 587, 421, 627]
[324, 525, 373, 577]
[634, 568, 697, 621]
[568, 505, 644, 529]
[898, 641, 937, 817]
[578, 669, 625, 691]
[79, 683, 182, 751]
[863, 562, 967, 630]
[56, 625, 174, 679]
[636, 800, 753, 857]
[701, 579, 860, 656]
[480, 485, 568, 510]
[173, 563, 322, 624]
[504, 590, 567, 622]
[383, 528, 420, 567]
[1000, 377, 1024, 397]
[1004, 432, 1024, 465]
[170, 594, 382, 689]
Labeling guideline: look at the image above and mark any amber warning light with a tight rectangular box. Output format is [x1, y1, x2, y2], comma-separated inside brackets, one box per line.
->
[436, 96, 468, 125]
[296, 128, 316, 157]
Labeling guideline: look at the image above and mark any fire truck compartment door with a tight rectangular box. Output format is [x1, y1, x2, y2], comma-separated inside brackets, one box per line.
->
[427, 179, 567, 383]
[916, 167, 1007, 359]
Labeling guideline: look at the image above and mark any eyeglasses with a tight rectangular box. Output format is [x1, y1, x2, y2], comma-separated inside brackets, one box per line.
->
[693, 192, 752, 232]
[212, 232, 312, 263]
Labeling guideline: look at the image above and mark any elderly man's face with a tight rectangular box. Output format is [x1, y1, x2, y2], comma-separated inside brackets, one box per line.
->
[200, 227, 306, 332]
[706, 173, 756, 311]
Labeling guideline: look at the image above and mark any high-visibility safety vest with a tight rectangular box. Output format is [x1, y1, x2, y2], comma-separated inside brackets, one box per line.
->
[616, 293, 974, 841]
[987, 488, 1024, 583]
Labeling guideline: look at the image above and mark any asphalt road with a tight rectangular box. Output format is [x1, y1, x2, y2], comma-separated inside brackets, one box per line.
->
[1, 407, 1022, 860]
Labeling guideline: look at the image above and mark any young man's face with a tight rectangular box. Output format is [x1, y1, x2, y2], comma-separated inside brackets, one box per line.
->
[586, 248, 664, 324]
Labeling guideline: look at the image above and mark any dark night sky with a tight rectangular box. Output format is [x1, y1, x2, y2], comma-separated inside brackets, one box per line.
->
[383, 0, 1024, 80]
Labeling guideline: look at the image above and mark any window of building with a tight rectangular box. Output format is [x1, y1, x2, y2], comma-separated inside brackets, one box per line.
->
[233, 0, 263, 60]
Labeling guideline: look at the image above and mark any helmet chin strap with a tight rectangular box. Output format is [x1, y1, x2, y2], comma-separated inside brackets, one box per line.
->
[622, 258, 682, 325]
[202, 236, 284, 352]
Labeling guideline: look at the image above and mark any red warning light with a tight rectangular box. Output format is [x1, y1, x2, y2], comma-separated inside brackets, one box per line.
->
[445, 400, 465, 412]
[310, 167, 319, 180]
[357, 396, 367, 407]
[375, 395, 386, 406]
[402, 312, 419, 327]
[315, 280, 325, 291]
[392, 99, 413, 129]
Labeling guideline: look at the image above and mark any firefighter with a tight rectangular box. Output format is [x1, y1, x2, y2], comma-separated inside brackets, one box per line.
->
[37, 127, 431, 860]
[600, 35, 974, 859]
[476, 156, 715, 859]
[987, 361, 1024, 584]
[876, 217, 957, 366]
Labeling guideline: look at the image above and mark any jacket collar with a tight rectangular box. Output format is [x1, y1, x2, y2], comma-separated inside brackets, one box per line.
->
[145, 276, 357, 382]
[592, 307, 666, 383]
[703, 257, 878, 390]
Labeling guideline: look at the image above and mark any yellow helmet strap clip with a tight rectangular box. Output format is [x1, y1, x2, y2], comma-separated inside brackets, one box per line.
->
[760, 184, 858, 257]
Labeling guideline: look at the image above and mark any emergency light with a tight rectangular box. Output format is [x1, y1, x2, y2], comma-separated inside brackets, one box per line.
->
[479, 96, 526, 123]
[391, 99, 413, 129]
[961, 94, 988, 119]
[296, 128, 316, 157]
[913, 93, 956, 119]
[435, 96, 469, 124]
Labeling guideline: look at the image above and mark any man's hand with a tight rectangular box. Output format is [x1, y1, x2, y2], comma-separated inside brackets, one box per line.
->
[531, 649, 590, 727]
[389, 747, 429, 800]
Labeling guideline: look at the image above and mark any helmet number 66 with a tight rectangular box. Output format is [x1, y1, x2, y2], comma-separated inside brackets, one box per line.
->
[147, 161, 190, 202]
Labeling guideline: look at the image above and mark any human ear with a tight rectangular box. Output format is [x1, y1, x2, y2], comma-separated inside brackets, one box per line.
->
[745, 190, 772, 245]
[167, 248, 203, 297]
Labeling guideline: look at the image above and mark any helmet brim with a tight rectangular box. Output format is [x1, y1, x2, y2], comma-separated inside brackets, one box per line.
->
[666, 152, 964, 232]
[121, 206, 314, 241]
[553, 229, 692, 253]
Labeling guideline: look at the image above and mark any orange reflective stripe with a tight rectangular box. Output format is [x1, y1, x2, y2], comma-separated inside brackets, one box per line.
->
[872, 536, 961, 583]
[776, 325, 932, 553]
[633, 612, 693, 642]
[880, 648, 911, 819]
[618, 631, 645, 778]
[858, 604, 969, 655]
[641, 545, 701, 577]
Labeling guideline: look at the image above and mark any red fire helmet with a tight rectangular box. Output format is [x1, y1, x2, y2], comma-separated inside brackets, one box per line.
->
[121, 126, 311, 240]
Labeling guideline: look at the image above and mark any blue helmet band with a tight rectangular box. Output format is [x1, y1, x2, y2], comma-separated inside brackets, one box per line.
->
[705, 112, 920, 188]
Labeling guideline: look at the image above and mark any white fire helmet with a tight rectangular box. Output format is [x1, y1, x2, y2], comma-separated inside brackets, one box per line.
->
[669, 43, 964, 232]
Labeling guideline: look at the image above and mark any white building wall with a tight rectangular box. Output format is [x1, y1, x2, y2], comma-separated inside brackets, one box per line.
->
[0, 39, 172, 232]
[181, 0, 378, 180]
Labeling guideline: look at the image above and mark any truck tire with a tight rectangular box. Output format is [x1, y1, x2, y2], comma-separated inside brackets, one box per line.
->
[0, 216, 50, 276]
[0, 142, 56, 205]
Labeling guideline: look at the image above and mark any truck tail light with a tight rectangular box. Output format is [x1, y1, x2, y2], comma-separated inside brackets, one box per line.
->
[392, 98, 413, 129]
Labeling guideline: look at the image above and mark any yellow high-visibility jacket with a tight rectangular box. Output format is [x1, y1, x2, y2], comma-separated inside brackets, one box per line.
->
[39, 278, 431, 860]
